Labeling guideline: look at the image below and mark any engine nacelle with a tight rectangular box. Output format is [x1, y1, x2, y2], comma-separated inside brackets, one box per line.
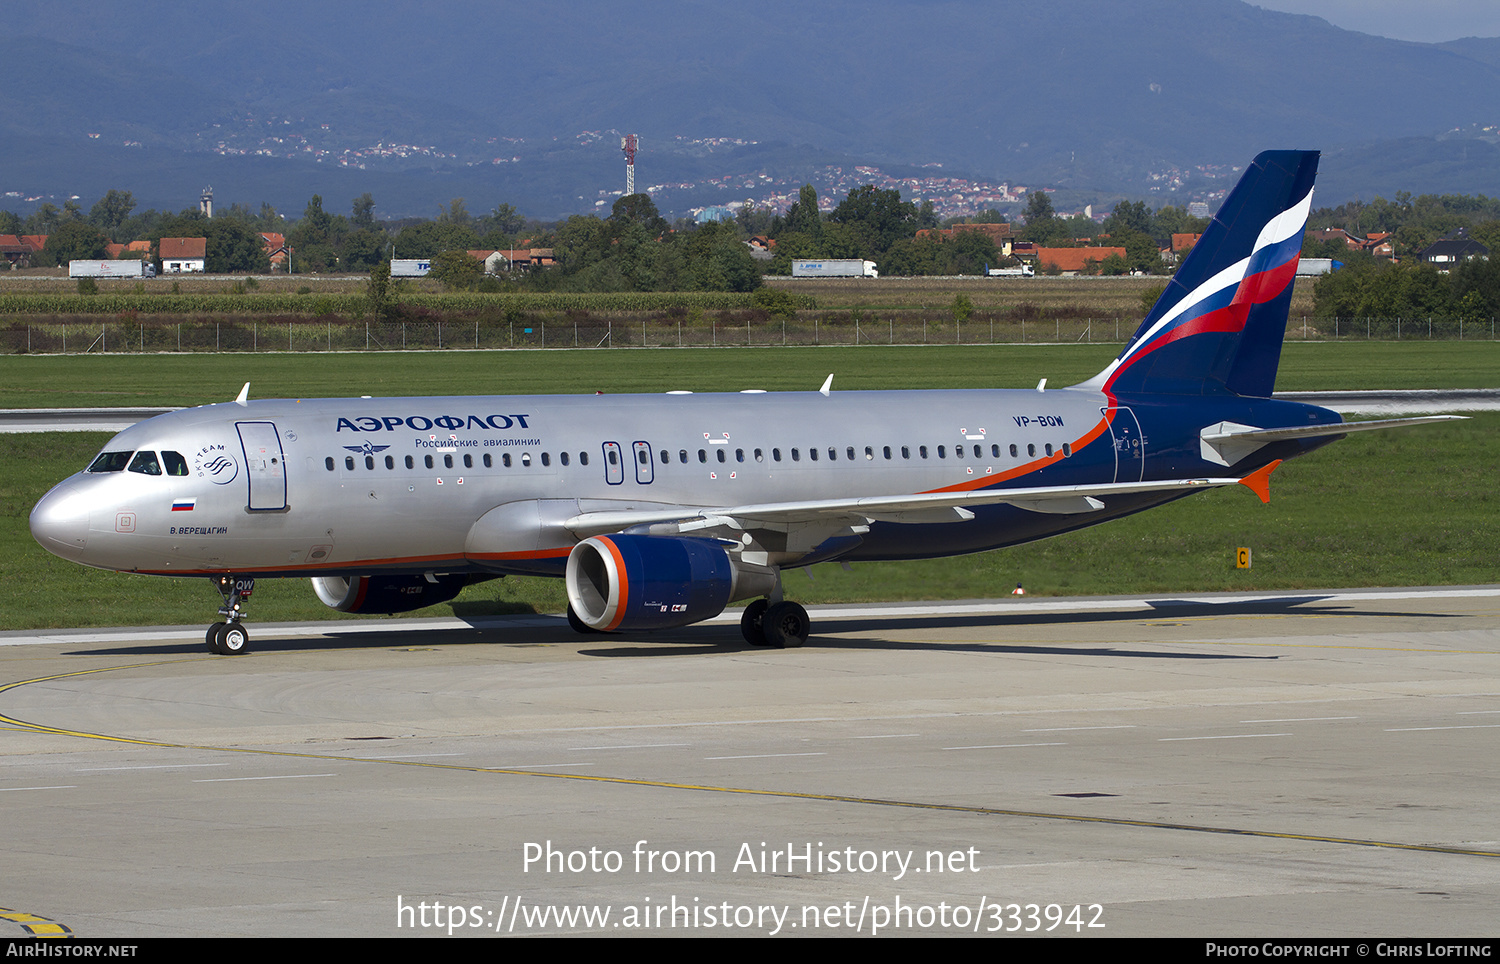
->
[566, 534, 775, 632]
[311, 573, 468, 614]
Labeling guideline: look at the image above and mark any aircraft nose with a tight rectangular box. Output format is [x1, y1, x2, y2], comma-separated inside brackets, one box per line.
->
[30, 482, 92, 561]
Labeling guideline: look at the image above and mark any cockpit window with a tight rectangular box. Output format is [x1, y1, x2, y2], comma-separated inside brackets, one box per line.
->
[162, 451, 189, 476]
[87, 451, 133, 473]
[128, 451, 162, 476]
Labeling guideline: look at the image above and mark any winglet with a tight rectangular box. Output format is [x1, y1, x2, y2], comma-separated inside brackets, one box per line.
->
[819, 374, 833, 397]
[1238, 459, 1282, 504]
[235, 382, 250, 405]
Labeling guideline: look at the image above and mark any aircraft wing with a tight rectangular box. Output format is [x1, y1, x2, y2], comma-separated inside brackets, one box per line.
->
[562, 476, 1244, 539]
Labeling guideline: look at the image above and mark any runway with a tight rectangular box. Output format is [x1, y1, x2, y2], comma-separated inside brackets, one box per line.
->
[2, 587, 1497, 938]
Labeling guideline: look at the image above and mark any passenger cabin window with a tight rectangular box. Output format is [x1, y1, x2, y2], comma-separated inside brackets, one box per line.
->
[88, 451, 133, 473]
[346, 456, 356, 471]
[325, 457, 335, 471]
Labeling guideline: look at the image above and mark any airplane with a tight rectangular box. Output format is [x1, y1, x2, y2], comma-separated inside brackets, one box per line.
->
[30, 150, 1458, 655]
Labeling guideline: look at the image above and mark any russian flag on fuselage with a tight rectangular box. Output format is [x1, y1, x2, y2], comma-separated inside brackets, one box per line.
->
[1089, 151, 1319, 399]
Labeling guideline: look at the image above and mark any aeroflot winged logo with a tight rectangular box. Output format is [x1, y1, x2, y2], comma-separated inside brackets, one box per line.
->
[335, 413, 533, 432]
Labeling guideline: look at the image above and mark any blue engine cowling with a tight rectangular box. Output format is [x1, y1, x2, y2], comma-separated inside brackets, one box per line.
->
[311, 574, 468, 614]
[566, 534, 749, 632]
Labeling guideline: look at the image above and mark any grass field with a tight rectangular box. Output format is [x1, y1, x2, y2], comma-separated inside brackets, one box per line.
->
[3, 341, 1499, 410]
[1, 343, 1495, 630]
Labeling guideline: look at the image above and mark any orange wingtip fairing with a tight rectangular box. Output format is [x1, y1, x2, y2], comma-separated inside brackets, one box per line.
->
[1238, 459, 1282, 504]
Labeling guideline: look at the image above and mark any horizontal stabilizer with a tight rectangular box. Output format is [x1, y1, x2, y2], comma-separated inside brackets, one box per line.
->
[1201, 415, 1465, 466]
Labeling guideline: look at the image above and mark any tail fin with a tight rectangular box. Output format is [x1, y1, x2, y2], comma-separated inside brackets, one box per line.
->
[1080, 150, 1319, 399]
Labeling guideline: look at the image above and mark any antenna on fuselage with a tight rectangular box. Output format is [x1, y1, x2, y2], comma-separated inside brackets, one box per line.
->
[235, 382, 250, 405]
[819, 374, 833, 397]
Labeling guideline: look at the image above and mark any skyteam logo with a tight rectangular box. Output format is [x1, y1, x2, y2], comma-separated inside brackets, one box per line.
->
[193, 444, 239, 485]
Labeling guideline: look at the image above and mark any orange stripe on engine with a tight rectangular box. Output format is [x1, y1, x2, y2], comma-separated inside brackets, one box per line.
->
[597, 536, 630, 632]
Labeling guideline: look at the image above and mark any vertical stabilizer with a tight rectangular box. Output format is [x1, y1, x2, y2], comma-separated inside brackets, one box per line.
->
[1079, 150, 1318, 399]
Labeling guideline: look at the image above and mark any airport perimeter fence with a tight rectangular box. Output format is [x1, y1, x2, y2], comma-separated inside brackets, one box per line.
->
[2, 314, 1496, 354]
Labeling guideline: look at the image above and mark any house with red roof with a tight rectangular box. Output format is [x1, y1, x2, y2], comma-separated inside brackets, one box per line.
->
[1029, 246, 1127, 275]
[160, 237, 207, 273]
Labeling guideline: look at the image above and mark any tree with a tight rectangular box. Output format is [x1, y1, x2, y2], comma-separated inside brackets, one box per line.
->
[88, 190, 136, 237]
[1103, 200, 1153, 238]
[351, 193, 376, 227]
[36, 220, 109, 266]
[366, 261, 393, 318]
[609, 194, 668, 237]
[828, 185, 918, 260]
[439, 198, 472, 228]
[205, 220, 271, 273]
[487, 202, 526, 236]
[394, 220, 479, 260]
[428, 249, 485, 290]
[778, 185, 822, 238]
[1023, 191, 1055, 224]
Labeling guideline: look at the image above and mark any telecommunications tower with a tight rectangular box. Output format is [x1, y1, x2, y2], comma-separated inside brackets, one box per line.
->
[621, 134, 638, 195]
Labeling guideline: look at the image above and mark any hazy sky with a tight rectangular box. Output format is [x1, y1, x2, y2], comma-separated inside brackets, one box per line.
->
[1251, 1, 1500, 43]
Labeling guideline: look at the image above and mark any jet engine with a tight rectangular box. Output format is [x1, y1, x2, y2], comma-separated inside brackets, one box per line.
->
[311, 573, 469, 614]
[565, 534, 776, 632]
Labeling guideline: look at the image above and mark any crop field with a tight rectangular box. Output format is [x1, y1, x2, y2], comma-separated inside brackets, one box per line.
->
[1, 343, 1495, 631]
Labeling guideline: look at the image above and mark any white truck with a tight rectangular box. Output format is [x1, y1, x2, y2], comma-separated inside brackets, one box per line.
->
[792, 259, 878, 278]
[390, 259, 432, 277]
[69, 260, 156, 279]
[987, 264, 1034, 277]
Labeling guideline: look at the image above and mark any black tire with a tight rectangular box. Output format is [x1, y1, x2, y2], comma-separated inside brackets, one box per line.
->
[206, 622, 225, 653]
[740, 599, 771, 646]
[214, 622, 250, 655]
[566, 605, 599, 634]
[762, 601, 810, 649]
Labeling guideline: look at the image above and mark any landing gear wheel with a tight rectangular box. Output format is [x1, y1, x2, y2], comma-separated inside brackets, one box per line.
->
[566, 605, 600, 634]
[213, 622, 250, 655]
[762, 601, 810, 649]
[206, 622, 226, 653]
[741, 599, 772, 646]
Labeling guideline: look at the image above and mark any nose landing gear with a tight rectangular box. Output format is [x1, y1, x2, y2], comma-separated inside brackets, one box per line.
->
[206, 575, 254, 655]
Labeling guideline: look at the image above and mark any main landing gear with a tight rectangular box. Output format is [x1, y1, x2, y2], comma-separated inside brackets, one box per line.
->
[740, 597, 810, 649]
[206, 575, 255, 655]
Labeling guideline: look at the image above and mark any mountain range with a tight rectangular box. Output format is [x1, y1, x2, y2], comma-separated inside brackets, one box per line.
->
[4, 0, 1500, 220]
